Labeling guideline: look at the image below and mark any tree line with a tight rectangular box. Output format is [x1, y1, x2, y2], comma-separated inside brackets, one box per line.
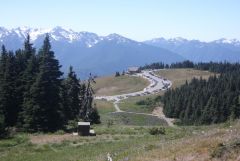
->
[162, 63, 240, 125]
[139, 60, 194, 70]
[139, 60, 240, 74]
[0, 35, 100, 135]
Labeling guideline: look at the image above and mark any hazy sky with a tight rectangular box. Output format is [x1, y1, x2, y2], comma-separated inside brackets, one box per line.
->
[1, 0, 239, 41]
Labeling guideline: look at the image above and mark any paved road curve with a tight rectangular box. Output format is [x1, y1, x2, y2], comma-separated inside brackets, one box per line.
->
[95, 70, 174, 126]
[95, 70, 172, 102]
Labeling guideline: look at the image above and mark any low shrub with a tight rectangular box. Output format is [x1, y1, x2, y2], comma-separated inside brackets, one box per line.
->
[136, 98, 154, 106]
[211, 140, 240, 158]
[149, 127, 166, 135]
[65, 120, 78, 132]
[211, 143, 226, 158]
[107, 120, 114, 128]
[55, 130, 65, 135]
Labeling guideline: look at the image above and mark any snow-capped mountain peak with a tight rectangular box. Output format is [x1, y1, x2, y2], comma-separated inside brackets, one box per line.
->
[105, 33, 132, 44]
[150, 37, 166, 43]
[50, 26, 77, 42]
[1, 26, 240, 78]
[168, 37, 187, 43]
[213, 38, 240, 46]
[0, 26, 102, 45]
[145, 37, 189, 45]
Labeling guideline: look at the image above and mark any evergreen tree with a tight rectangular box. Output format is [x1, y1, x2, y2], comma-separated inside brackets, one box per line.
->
[16, 35, 37, 126]
[0, 46, 8, 118]
[22, 35, 63, 132]
[0, 45, 7, 76]
[1, 51, 18, 126]
[115, 71, 120, 77]
[0, 46, 7, 133]
[163, 64, 240, 125]
[87, 103, 101, 124]
[230, 96, 240, 119]
[19, 54, 39, 126]
[62, 66, 81, 121]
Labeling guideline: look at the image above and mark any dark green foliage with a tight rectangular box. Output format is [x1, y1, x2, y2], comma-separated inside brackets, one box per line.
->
[115, 71, 120, 77]
[87, 105, 101, 124]
[170, 60, 194, 68]
[0, 49, 18, 126]
[0, 46, 8, 126]
[136, 97, 155, 106]
[0, 112, 6, 138]
[140, 60, 194, 70]
[139, 62, 165, 70]
[162, 65, 240, 125]
[17, 36, 38, 126]
[61, 66, 81, 121]
[0, 46, 8, 137]
[22, 35, 63, 132]
[149, 127, 166, 135]
[141, 60, 240, 74]
[194, 61, 240, 73]
[142, 61, 240, 125]
[0, 35, 101, 132]
[62, 69, 101, 125]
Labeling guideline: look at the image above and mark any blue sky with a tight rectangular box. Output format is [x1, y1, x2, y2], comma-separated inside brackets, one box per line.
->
[1, 0, 240, 41]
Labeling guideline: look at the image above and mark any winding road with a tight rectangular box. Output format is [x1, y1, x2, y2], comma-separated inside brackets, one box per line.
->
[95, 70, 174, 126]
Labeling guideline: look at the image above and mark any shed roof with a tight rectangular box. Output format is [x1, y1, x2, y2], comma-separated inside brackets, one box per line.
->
[78, 122, 90, 126]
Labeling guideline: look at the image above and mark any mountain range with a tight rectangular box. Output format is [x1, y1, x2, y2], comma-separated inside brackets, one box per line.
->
[144, 37, 240, 62]
[0, 26, 240, 78]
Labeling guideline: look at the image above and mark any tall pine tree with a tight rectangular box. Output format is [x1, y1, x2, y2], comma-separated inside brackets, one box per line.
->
[16, 35, 37, 126]
[0, 45, 7, 134]
[62, 66, 81, 121]
[2, 51, 18, 126]
[22, 35, 63, 132]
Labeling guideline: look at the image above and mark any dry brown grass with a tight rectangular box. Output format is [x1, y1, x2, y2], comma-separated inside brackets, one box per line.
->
[4, 121, 240, 161]
[93, 75, 149, 96]
[30, 134, 79, 144]
[132, 122, 240, 161]
[94, 100, 114, 112]
[154, 68, 216, 88]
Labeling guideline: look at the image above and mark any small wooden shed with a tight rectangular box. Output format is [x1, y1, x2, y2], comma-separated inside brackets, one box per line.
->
[78, 122, 90, 136]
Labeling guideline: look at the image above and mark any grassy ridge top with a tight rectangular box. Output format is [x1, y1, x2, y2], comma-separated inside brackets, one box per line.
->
[93, 75, 149, 96]
[154, 68, 215, 88]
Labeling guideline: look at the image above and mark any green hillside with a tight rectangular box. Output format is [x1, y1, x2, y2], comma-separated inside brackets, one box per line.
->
[93, 75, 149, 96]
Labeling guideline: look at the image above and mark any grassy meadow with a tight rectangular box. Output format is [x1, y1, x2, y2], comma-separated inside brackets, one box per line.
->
[154, 68, 216, 88]
[1, 121, 240, 161]
[93, 75, 149, 96]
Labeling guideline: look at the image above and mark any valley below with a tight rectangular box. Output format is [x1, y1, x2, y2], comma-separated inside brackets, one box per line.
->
[0, 68, 239, 161]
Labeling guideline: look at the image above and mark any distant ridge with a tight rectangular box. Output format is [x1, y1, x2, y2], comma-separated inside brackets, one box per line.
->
[144, 37, 240, 62]
[1, 26, 240, 78]
[0, 26, 184, 78]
